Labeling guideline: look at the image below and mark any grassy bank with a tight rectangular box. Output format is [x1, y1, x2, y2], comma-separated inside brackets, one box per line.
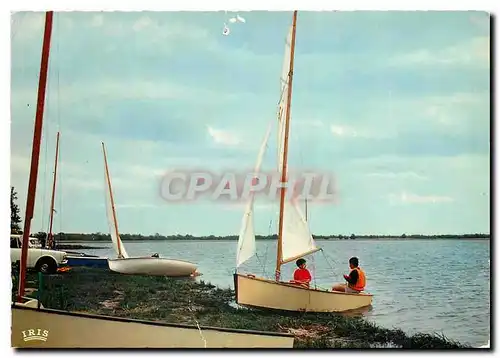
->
[12, 267, 468, 349]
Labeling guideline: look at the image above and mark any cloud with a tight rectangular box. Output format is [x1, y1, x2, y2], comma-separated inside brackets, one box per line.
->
[469, 13, 490, 32]
[65, 177, 102, 191]
[388, 191, 454, 205]
[295, 119, 325, 128]
[10, 154, 31, 174]
[132, 16, 153, 32]
[207, 126, 241, 146]
[421, 92, 489, 127]
[11, 12, 45, 42]
[89, 14, 104, 27]
[11, 78, 241, 108]
[389, 36, 490, 68]
[114, 203, 163, 209]
[330, 125, 358, 137]
[221, 202, 275, 212]
[329, 124, 389, 139]
[366, 171, 428, 180]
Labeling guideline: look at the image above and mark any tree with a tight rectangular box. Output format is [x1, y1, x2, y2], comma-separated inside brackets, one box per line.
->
[11, 187, 22, 234]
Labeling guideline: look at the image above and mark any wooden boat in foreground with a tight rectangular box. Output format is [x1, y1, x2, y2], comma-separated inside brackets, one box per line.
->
[234, 274, 373, 313]
[234, 11, 373, 313]
[101, 142, 198, 277]
[12, 305, 294, 348]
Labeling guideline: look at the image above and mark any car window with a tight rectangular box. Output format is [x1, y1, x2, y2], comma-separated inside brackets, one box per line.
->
[10, 237, 19, 248]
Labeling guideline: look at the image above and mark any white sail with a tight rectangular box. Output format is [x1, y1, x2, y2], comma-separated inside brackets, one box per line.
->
[277, 25, 292, 172]
[236, 121, 273, 268]
[236, 196, 256, 268]
[103, 157, 129, 259]
[280, 199, 319, 264]
[275, 24, 320, 265]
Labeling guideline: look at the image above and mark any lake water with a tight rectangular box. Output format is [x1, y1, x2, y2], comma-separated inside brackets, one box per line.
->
[70, 238, 490, 347]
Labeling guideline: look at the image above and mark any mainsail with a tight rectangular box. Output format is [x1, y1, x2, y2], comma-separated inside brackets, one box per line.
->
[236, 120, 273, 268]
[103, 147, 129, 259]
[277, 25, 292, 172]
[276, 21, 320, 266]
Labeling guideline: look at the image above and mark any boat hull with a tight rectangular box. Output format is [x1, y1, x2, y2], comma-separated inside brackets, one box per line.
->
[67, 256, 109, 269]
[11, 305, 294, 348]
[108, 257, 197, 277]
[234, 273, 373, 313]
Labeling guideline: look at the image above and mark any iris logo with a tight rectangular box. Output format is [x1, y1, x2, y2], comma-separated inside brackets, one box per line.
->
[22, 328, 49, 342]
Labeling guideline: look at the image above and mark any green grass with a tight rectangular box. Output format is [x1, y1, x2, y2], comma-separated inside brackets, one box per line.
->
[12, 266, 469, 349]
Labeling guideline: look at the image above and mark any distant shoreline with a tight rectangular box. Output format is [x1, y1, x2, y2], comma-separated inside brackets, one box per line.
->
[60, 237, 490, 245]
[59, 238, 490, 244]
[22, 232, 489, 243]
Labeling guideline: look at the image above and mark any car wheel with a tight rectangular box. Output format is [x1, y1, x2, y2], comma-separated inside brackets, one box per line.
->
[35, 257, 57, 274]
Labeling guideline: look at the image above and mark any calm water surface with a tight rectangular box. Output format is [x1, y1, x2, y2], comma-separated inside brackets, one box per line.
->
[73, 239, 490, 347]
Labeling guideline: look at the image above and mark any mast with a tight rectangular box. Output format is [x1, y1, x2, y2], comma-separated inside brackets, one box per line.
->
[275, 10, 298, 281]
[101, 142, 123, 258]
[17, 11, 54, 302]
[47, 131, 60, 249]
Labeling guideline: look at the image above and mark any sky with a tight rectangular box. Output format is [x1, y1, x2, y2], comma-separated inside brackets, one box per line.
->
[10, 10, 490, 236]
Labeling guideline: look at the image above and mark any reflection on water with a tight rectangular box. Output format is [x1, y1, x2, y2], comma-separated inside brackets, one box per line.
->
[74, 238, 490, 347]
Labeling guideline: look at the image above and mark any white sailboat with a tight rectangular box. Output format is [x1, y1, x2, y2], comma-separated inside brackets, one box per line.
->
[233, 11, 373, 312]
[101, 142, 198, 277]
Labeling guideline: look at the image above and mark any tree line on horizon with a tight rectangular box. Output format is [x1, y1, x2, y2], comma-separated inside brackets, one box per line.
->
[10, 186, 490, 242]
[26, 232, 491, 242]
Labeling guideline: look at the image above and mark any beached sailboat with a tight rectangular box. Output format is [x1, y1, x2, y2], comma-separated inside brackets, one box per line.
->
[233, 11, 373, 313]
[101, 142, 198, 277]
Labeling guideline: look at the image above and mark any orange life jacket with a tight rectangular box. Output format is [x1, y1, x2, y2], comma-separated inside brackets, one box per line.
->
[348, 267, 366, 291]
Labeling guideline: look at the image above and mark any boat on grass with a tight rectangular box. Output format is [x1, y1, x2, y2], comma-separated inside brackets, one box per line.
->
[101, 142, 199, 277]
[66, 253, 109, 269]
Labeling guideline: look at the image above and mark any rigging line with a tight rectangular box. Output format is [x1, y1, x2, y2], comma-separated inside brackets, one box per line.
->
[253, 224, 268, 274]
[40, 65, 52, 234]
[57, 12, 61, 131]
[56, 12, 62, 239]
[320, 250, 338, 277]
[260, 218, 273, 277]
[311, 252, 318, 289]
[254, 248, 265, 270]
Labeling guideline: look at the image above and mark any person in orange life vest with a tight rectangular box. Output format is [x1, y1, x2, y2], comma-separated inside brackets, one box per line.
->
[289, 258, 312, 287]
[331, 257, 366, 293]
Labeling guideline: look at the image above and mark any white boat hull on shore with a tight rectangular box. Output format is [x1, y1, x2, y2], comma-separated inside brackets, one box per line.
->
[108, 257, 198, 277]
[235, 273, 373, 313]
[12, 305, 294, 348]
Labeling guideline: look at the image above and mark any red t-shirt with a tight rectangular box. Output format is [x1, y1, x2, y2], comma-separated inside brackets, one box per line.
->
[293, 268, 311, 282]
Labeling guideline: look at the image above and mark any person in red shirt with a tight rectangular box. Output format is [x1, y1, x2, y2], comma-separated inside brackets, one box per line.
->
[289, 258, 312, 288]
